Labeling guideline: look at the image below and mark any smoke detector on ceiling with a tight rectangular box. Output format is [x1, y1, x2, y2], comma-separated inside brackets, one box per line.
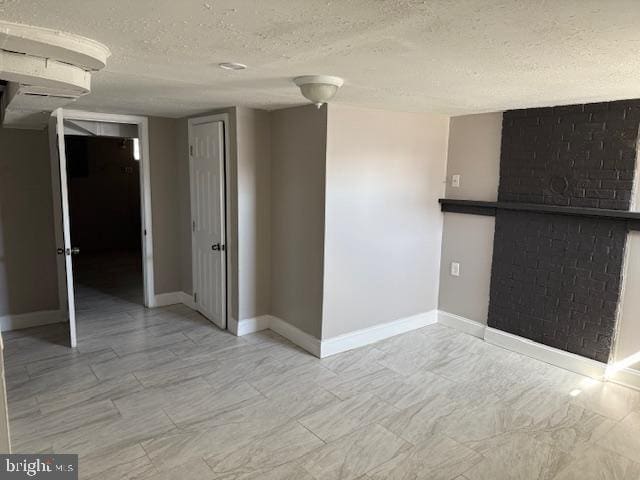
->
[219, 62, 247, 71]
[293, 75, 343, 108]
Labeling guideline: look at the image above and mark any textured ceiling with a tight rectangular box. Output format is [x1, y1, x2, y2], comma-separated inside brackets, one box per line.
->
[1, 0, 640, 118]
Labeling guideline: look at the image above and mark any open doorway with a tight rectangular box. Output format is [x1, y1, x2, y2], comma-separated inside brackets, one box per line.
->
[65, 133, 143, 314]
[49, 110, 155, 347]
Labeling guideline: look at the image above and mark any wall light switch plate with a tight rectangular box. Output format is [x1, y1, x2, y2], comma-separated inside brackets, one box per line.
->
[451, 262, 460, 277]
[451, 174, 461, 188]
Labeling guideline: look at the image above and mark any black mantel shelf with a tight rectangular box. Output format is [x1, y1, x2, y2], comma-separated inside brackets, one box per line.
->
[438, 198, 640, 231]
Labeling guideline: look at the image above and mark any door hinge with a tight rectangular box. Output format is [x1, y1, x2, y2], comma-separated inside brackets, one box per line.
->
[190, 145, 194, 156]
[192, 220, 196, 232]
[193, 292, 197, 303]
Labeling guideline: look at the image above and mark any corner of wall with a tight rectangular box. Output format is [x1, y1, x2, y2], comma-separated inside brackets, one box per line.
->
[176, 117, 192, 295]
[268, 104, 327, 340]
[319, 104, 329, 340]
[235, 106, 273, 321]
[437, 112, 502, 324]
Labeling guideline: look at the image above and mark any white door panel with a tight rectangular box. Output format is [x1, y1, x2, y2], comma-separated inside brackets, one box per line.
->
[190, 121, 226, 328]
[49, 109, 77, 347]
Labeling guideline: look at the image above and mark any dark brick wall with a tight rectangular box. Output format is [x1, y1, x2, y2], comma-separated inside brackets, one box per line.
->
[488, 99, 638, 362]
[489, 211, 626, 362]
[499, 100, 640, 210]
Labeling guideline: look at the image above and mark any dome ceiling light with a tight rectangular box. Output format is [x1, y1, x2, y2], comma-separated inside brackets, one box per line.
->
[293, 75, 343, 108]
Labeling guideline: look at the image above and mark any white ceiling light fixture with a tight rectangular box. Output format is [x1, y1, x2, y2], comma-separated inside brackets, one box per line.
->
[293, 75, 343, 108]
[218, 62, 247, 71]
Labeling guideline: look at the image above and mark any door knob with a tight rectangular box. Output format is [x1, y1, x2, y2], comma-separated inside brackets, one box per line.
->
[57, 247, 80, 255]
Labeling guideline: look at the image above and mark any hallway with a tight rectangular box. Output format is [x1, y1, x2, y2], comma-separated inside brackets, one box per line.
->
[73, 250, 145, 315]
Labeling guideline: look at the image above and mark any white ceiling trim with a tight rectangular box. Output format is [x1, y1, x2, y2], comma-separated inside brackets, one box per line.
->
[0, 50, 91, 95]
[0, 20, 111, 70]
[0, 20, 110, 128]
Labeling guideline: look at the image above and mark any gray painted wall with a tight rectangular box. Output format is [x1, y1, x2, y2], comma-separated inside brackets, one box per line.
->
[270, 105, 327, 338]
[615, 231, 640, 370]
[444, 113, 501, 201]
[322, 105, 449, 338]
[614, 159, 640, 371]
[177, 118, 192, 296]
[439, 213, 495, 323]
[0, 128, 59, 316]
[438, 112, 502, 324]
[613, 143, 640, 371]
[148, 117, 183, 294]
[236, 107, 271, 321]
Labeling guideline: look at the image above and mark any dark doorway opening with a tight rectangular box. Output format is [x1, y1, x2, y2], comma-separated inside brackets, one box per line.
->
[65, 135, 143, 314]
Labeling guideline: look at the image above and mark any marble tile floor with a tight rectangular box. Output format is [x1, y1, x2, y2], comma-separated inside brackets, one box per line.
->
[4, 301, 640, 479]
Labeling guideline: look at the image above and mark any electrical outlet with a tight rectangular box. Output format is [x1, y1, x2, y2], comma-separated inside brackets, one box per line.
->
[451, 262, 460, 277]
[451, 174, 461, 188]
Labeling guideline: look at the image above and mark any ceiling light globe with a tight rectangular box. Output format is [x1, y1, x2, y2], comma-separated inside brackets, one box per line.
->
[294, 75, 344, 108]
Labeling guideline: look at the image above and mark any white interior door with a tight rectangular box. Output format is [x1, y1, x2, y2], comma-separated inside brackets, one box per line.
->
[49, 109, 78, 347]
[190, 120, 226, 329]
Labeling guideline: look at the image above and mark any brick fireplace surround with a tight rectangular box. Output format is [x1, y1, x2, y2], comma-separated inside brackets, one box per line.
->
[442, 100, 640, 363]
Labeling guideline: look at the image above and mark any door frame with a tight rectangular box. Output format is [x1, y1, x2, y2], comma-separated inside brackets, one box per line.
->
[50, 109, 155, 309]
[188, 113, 230, 329]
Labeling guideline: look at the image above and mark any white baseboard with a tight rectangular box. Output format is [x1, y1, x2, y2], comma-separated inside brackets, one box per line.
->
[177, 292, 196, 310]
[270, 316, 321, 357]
[151, 292, 182, 308]
[437, 311, 486, 338]
[227, 317, 239, 335]
[231, 310, 437, 359]
[437, 311, 639, 391]
[232, 314, 319, 356]
[234, 315, 271, 336]
[606, 367, 640, 391]
[484, 326, 607, 380]
[0, 310, 63, 332]
[320, 310, 438, 358]
[151, 292, 195, 309]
